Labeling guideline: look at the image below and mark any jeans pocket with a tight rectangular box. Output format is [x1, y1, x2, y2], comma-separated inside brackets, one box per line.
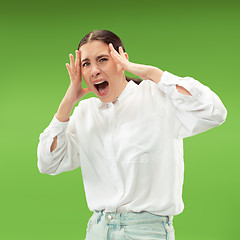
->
[122, 223, 167, 240]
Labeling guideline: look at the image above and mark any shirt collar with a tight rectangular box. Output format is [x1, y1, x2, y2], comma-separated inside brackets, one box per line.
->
[98, 80, 137, 110]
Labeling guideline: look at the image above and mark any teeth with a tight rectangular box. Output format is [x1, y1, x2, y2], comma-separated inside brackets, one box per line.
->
[94, 80, 105, 85]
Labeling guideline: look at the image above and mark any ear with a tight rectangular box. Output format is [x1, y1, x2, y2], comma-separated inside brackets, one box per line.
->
[124, 52, 129, 61]
[121, 52, 129, 71]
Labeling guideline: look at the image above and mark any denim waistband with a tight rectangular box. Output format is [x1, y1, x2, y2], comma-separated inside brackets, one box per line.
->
[94, 209, 173, 227]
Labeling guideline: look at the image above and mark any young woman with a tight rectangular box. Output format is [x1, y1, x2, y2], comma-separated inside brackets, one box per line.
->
[37, 30, 227, 240]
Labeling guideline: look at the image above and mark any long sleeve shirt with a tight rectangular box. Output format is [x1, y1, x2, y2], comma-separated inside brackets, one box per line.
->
[37, 71, 227, 216]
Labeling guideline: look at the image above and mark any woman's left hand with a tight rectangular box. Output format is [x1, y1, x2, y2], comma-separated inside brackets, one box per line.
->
[109, 43, 151, 80]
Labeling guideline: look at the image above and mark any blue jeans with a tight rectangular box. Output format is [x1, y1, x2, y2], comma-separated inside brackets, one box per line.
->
[85, 210, 175, 240]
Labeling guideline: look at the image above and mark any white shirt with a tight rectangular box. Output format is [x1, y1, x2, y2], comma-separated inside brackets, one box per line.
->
[37, 71, 227, 216]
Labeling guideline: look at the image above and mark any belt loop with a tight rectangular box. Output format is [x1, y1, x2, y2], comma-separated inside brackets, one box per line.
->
[94, 210, 104, 224]
[116, 213, 121, 231]
[168, 215, 173, 225]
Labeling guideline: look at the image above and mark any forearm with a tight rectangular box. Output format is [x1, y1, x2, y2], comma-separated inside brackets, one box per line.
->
[55, 97, 75, 122]
[55, 84, 80, 122]
[145, 66, 191, 95]
[144, 65, 164, 84]
[52, 89, 76, 152]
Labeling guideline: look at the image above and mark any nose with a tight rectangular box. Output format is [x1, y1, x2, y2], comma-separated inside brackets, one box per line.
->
[91, 64, 101, 78]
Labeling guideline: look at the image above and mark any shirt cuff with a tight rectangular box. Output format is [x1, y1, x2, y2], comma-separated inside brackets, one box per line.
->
[159, 71, 181, 85]
[48, 114, 70, 136]
[158, 71, 200, 100]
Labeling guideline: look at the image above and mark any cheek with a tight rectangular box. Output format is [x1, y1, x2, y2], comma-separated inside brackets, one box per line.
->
[81, 72, 91, 86]
[81, 69, 88, 81]
[108, 61, 122, 75]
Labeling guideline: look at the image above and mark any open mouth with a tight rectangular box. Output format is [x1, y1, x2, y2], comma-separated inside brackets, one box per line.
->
[94, 81, 109, 96]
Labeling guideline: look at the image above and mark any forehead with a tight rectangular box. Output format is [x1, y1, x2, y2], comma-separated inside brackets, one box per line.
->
[79, 40, 109, 60]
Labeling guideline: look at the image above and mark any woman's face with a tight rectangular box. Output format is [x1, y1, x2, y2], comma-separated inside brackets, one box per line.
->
[79, 40, 128, 103]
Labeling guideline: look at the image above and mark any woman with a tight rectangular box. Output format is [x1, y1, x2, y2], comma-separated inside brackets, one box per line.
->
[37, 30, 227, 240]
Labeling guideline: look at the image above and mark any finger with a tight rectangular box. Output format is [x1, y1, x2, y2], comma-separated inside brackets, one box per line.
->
[109, 43, 114, 51]
[75, 50, 80, 73]
[110, 44, 125, 61]
[110, 50, 120, 62]
[119, 46, 125, 56]
[109, 43, 119, 55]
[110, 47, 125, 62]
[119, 46, 128, 61]
[66, 63, 74, 80]
[109, 45, 121, 60]
[69, 54, 76, 72]
[110, 51, 127, 69]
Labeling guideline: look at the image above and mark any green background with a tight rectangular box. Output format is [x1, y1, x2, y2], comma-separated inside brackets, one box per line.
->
[1, 0, 239, 239]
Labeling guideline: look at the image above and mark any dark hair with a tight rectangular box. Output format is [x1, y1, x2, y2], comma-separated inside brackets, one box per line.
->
[77, 30, 142, 85]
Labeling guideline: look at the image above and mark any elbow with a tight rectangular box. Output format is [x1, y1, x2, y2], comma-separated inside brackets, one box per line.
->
[37, 162, 48, 174]
[37, 142, 58, 175]
[37, 156, 59, 175]
[206, 101, 228, 127]
[38, 165, 58, 176]
[216, 104, 227, 126]
[191, 104, 228, 136]
[37, 161, 55, 175]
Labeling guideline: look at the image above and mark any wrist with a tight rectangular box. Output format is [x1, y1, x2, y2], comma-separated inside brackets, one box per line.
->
[56, 96, 75, 122]
[64, 84, 83, 104]
[146, 66, 164, 84]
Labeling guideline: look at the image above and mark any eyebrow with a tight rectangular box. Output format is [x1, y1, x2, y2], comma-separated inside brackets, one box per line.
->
[81, 54, 109, 63]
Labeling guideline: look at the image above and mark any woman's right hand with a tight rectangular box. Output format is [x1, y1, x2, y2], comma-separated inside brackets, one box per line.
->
[65, 50, 91, 104]
[54, 50, 91, 140]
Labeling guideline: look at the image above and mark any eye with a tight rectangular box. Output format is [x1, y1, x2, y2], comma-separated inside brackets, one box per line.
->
[82, 62, 89, 67]
[100, 58, 108, 62]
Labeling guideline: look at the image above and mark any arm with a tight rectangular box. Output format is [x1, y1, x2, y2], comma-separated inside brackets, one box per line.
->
[134, 65, 192, 96]
[37, 113, 78, 175]
[50, 51, 91, 152]
[109, 44, 227, 138]
[109, 43, 191, 96]
[37, 50, 91, 175]
[50, 100, 74, 153]
[157, 71, 227, 138]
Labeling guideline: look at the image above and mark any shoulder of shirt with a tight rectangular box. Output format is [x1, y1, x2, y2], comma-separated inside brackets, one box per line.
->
[77, 97, 98, 105]
[138, 79, 173, 105]
[139, 79, 157, 86]
[68, 97, 98, 119]
[75, 97, 100, 110]
[138, 79, 163, 93]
